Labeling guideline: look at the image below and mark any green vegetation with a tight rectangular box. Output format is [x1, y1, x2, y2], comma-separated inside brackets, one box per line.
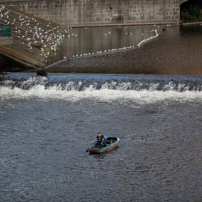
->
[181, 3, 202, 22]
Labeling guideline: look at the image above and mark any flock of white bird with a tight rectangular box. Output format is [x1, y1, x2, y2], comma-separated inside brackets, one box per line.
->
[71, 27, 160, 58]
[0, 5, 183, 63]
[0, 5, 68, 63]
[70, 23, 181, 58]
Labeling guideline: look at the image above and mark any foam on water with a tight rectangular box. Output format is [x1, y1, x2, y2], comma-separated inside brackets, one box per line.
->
[1, 74, 202, 103]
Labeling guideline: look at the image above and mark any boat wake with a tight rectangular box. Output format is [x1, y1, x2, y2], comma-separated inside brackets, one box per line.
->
[1, 73, 202, 103]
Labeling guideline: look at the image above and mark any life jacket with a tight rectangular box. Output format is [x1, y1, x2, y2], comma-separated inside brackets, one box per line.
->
[97, 135, 104, 143]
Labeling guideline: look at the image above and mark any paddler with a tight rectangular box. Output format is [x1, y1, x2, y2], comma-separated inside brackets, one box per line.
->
[93, 132, 107, 148]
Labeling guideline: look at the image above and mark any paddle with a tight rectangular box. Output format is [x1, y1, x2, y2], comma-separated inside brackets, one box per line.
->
[86, 141, 94, 152]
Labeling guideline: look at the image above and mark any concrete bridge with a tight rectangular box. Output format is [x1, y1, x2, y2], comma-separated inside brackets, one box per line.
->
[0, 0, 191, 27]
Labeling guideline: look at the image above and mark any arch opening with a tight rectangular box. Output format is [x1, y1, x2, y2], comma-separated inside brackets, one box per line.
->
[180, 0, 202, 22]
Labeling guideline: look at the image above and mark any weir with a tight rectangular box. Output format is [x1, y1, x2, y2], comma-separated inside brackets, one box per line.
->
[1, 73, 202, 103]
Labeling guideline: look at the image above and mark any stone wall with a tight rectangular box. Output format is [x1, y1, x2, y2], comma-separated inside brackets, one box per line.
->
[0, 37, 13, 45]
[0, 0, 189, 26]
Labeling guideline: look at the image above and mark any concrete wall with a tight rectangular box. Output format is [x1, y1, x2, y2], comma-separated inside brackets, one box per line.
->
[0, 0, 189, 26]
[0, 37, 13, 45]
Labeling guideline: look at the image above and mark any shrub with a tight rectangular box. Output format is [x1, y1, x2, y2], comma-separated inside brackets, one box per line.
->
[181, 11, 197, 21]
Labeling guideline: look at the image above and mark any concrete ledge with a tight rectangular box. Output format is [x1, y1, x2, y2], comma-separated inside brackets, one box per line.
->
[181, 22, 202, 26]
[0, 37, 13, 45]
[62, 21, 180, 28]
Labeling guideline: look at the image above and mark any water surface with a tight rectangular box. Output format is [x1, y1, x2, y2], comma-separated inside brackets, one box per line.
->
[1, 73, 202, 201]
[47, 24, 202, 75]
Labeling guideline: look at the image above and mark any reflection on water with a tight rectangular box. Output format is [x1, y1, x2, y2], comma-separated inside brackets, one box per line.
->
[47, 24, 202, 75]
[48, 25, 157, 64]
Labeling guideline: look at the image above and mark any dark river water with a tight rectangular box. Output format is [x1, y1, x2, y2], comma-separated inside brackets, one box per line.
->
[48, 25, 157, 64]
[44, 24, 202, 75]
[1, 73, 202, 201]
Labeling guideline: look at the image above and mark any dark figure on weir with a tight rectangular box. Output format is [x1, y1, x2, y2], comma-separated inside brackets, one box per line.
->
[93, 132, 107, 148]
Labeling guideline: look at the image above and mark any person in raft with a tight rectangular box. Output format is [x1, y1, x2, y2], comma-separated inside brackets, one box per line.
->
[93, 132, 107, 148]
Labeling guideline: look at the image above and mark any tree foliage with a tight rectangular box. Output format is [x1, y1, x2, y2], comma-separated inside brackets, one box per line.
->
[181, 2, 202, 22]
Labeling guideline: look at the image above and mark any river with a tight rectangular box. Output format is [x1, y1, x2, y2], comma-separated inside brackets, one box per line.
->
[46, 24, 202, 75]
[1, 24, 202, 202]
[1, 73, 202, 201]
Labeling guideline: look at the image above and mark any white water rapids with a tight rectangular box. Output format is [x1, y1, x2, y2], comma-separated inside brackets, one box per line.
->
[1, 74, 202, 103]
